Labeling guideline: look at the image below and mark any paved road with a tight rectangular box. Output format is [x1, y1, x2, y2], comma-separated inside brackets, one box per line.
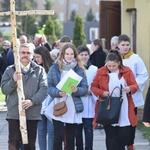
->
[0, 107, 150, 149]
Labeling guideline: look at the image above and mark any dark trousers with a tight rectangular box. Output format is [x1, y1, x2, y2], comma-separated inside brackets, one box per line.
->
[76, 118, 93, 150]
[104, 125, 131, 150]
[128, 107, 137, 146]
[53, 119, 77, 150]
[8, 119, 38, 150]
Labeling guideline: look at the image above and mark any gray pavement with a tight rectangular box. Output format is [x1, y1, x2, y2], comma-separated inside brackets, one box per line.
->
[0, 102, 150, 150]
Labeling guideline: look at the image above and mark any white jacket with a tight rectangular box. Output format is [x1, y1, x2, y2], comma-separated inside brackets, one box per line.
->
[81, 65, 98, 118]
[123, 54, 148, 107]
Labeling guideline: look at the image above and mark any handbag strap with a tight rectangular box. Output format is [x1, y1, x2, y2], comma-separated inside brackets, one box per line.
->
[54, 95, 68, 105]
[109, 85, 122, 98]
[107, 85, 122, 110]
[99, 85, 122, 110]
[106, 85, 122, 110]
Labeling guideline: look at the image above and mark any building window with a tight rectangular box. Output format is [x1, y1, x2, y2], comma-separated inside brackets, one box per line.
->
[43, 0, 46, 5]
[89, 28, 99, 42]
[59, 12, 64, 21]
[96, 0, 99, 5]
[71, 3, 78, 11]
[95, 12, 99, 21]
[59, 0, 64, 5]
[85, 0, 90, 5]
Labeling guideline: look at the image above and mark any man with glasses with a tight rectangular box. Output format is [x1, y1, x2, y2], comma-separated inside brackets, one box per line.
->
[1, 43, 48, 150]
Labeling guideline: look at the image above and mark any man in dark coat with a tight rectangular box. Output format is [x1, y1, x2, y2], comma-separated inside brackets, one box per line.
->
[0, 40, 11, 74]
[0, 40, 11, 84]
[89, 39, 106, 68]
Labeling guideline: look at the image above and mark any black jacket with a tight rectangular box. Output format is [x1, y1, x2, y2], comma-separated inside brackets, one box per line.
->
[89, 47, 106, 68]
[0, 50, 8, 74]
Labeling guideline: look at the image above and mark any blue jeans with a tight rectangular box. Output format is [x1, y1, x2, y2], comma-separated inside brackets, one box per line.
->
[76, 118, 93, 150]
[38, 115, 54, 150]
[19, 140, 24, 150]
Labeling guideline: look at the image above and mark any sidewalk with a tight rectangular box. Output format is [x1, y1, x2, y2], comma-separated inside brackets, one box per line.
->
[0, 103, 150, 150]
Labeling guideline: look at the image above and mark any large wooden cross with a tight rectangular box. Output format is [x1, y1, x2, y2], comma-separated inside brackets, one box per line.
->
[0, 0, 54, 144]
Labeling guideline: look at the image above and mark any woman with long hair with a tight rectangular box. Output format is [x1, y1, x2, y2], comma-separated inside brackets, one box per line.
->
[34, 46, 54, 150]
[47, 43, 88, 150]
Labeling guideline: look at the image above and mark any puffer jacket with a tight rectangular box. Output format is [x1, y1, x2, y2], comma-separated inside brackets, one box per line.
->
[47, 63, 88, 113]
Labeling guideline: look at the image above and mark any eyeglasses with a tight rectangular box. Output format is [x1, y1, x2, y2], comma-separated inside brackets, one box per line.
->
[19, 51, 32, 55]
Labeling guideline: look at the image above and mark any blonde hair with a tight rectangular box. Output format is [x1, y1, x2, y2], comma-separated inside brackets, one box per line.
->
[56, 43, 85, 74]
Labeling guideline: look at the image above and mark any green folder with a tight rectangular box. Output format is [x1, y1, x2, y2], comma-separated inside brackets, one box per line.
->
[61, 77, 79, 95]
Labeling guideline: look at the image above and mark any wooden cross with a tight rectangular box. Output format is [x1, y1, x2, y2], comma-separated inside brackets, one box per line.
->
[0, 0, 54, 144]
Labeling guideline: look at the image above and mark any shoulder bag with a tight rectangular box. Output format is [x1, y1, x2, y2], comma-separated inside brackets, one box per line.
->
[53, 96, 68, 116]
[96, 86, 123, 126]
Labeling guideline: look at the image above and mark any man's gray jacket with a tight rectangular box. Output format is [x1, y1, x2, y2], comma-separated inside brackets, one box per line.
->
[1, 61, 48, 120]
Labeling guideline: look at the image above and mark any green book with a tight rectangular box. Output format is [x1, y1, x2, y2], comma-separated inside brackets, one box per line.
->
[56, 69, 83, 95]
[61, 77, 78, 95]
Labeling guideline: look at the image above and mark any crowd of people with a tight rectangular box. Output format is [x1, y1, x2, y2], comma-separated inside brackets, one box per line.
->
[0, 33, 150, 150]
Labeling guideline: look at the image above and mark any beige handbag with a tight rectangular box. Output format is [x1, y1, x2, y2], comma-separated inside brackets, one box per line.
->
[53, 96, 68, 116]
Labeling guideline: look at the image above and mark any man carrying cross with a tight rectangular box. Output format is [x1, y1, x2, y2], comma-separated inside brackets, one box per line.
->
[1, 43, 48, 150]
[0, 0, 54, 147]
